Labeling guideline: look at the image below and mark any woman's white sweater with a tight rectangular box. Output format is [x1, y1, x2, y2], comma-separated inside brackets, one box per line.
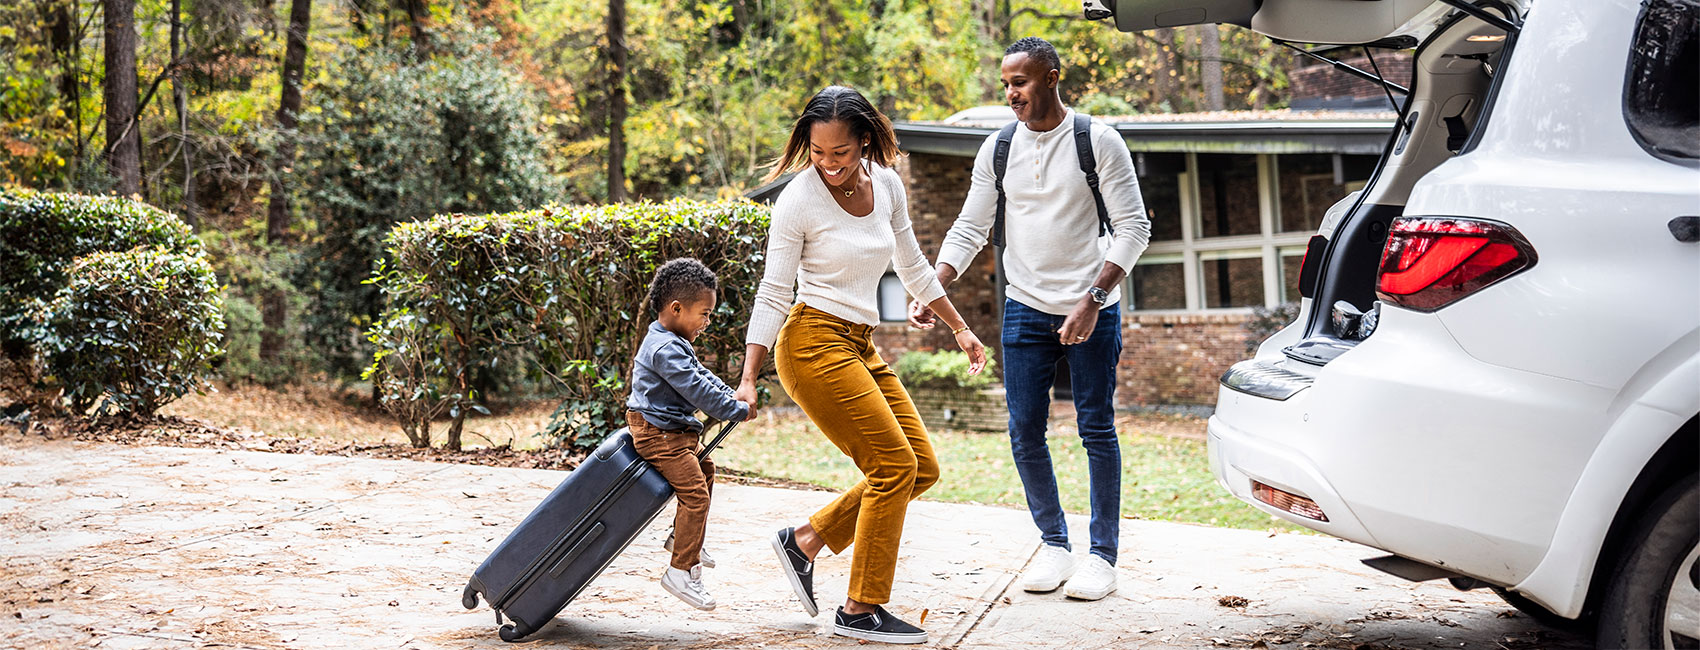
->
[745, 162, 946, 349]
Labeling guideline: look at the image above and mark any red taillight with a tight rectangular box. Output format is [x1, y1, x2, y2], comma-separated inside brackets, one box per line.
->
[1376, 217, 1537, 311]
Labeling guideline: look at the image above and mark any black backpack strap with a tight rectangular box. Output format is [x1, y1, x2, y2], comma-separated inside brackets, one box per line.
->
[991, 121, 1018, 249]
[1073, 113, 1112, 238]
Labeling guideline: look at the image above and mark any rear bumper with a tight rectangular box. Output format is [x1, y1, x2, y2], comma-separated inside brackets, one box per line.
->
[1207, 306, 1612, 589]
[1208, 408, 1382, 548]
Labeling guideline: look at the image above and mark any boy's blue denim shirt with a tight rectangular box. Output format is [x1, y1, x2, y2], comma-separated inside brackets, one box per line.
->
[626, 320, 749, 432]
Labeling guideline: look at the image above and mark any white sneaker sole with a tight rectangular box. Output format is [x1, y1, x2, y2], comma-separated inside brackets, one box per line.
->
[770, 533, 818, 617]
[1021, 571, 1073, 592]
[833, 624, 927, 644]
[1063, 581, 1115, 601]
[660, 579, 716, 611]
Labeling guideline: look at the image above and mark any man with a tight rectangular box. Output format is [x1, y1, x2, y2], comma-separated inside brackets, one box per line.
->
[911, 36, 1150, 601]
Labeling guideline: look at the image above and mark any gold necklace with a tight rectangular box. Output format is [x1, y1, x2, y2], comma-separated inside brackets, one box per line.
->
[833, 166, 859, 198]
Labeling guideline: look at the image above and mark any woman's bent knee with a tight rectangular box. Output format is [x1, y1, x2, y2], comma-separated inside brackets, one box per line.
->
[867, 452, 919, 494]
[912, 455, 940, 496]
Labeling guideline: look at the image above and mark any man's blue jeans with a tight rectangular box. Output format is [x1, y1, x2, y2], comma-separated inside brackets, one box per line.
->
[1001, 298, 1123, 565]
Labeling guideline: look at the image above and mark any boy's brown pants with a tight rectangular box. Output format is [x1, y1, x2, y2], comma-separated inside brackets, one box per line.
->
[627, 411, 716, 570]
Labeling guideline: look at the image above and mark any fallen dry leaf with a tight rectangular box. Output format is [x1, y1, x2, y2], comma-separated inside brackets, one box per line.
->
[1217, 595, 1249, 608]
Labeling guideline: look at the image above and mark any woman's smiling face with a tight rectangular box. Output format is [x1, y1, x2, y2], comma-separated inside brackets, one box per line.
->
[809, 119, 867, 189]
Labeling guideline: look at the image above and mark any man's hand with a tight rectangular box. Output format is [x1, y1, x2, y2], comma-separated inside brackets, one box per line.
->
[1057, 297, 1098, 345]
[956, 329, 988, 374]
[908, 298, 938, 329]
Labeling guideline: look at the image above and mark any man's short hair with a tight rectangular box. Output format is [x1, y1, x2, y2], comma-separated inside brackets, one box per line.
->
[1005, 36, 1062, 72]
[646, 258, 718, 314]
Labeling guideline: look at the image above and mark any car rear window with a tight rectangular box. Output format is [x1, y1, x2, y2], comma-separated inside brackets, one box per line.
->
[1625, 0, 1700, 162]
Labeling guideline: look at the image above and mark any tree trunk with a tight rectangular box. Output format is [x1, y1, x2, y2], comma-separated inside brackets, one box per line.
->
[606, 0, 627, 202]
[445, 410, 466, 450]
[403, 0, 430, 53]
[103, 0, 142, 196]
[1200, 24, 1225, 111]
[1152, 27, 1181, 111]
[171, 0, 196, 225]
[45, 0, 85, 169]
[975, 0, 1003, 102]
[262, 0, 312, 363]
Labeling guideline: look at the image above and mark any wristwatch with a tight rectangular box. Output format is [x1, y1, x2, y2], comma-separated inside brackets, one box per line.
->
[1087, 286, 1109, 305]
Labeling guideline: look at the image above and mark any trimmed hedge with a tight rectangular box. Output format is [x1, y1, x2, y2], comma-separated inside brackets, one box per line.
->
[0, 189, 223, 418]
[42, 248, 225, 417]
[0, 188, 203, 351]
[366, 198, 768, 451]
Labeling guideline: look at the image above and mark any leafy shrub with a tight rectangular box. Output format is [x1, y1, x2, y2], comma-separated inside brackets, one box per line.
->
[197, 230, 312, 386]
[0, 188, 202, 354]
[365, 198, 768, 451]
[295, 44, 562, 380]
[895, 348, 999, 392]
[1244, 301, 1301, 354]
[42, 248, 225, 417]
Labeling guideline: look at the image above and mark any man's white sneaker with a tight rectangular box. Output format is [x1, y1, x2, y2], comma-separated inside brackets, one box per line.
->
[663, 532, 715, 569]
[660, 565, 716, 611]
[1062, 554, 1117, 601]
[1020, 544, 1076, 592]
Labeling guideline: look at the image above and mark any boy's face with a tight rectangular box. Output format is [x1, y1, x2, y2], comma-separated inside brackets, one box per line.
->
[666, 288, 718, 342]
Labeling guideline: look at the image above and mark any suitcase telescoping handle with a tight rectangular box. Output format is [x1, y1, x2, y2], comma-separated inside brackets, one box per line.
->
[696, 419, 738, 459]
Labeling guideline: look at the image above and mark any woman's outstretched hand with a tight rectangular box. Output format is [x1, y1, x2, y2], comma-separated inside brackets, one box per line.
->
[734, 380, 759, 420]
[955, 329, 987, 375]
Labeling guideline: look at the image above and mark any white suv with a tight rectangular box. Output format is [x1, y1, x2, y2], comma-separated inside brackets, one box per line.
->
[1098, 0, 1697, 647]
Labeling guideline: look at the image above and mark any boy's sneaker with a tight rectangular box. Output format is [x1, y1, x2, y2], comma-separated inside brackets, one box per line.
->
[663, 532, 715, 569]
[770, 527, 818, 616]
[833, 605, 927, 644]
[1020, 544, 1076, 592]
[660, 565, 716, 611]
[1063, 554, 1117, 601]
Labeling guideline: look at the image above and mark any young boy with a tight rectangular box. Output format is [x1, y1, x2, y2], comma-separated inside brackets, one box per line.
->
[626, 258, 755, 611]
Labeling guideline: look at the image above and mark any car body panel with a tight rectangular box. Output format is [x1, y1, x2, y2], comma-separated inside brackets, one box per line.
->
[1106, 0, 1493, 45]
[1208, 0, 1700, 622]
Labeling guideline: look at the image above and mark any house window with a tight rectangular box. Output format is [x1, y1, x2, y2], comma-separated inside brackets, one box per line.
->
[1114, 151, 1386, 313]
[1128, 254, 1186, 310]
[1276, 154, 1376, 233]
[1194, 154, 1261, 238]
[1200, 250, 1264, 308]
[1135, 153, 1186, 242]
[876, 272, 908, 322]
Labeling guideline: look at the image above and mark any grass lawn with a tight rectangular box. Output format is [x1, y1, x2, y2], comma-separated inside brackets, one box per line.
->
[716, 410, 1305, 534]
[162, 383, 1302, 534]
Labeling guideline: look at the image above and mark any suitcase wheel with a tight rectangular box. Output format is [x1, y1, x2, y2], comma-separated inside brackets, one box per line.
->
[499, 623, 532, 643]
[461, 582, 479, 610]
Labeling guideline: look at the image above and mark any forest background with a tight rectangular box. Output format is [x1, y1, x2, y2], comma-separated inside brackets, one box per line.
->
[0, 0, 1296, 396]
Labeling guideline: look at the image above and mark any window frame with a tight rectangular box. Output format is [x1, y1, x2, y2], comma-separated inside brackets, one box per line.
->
[1126, 152, 1314, 313]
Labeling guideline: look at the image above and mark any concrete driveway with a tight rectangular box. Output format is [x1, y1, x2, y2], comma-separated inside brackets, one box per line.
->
[1, 432, 1589, 649]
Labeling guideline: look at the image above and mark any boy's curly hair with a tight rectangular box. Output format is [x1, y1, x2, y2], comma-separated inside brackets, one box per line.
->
[646, 258, 719, 315]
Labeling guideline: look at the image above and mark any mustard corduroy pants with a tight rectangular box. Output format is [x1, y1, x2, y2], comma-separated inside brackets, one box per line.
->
[776, 303, 940, 604]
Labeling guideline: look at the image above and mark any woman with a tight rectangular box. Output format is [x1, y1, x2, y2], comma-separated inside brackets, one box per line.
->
[733, 85, 986, 645]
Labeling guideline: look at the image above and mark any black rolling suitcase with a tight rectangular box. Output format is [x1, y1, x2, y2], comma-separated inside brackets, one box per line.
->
[461, 420, 736, 641]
